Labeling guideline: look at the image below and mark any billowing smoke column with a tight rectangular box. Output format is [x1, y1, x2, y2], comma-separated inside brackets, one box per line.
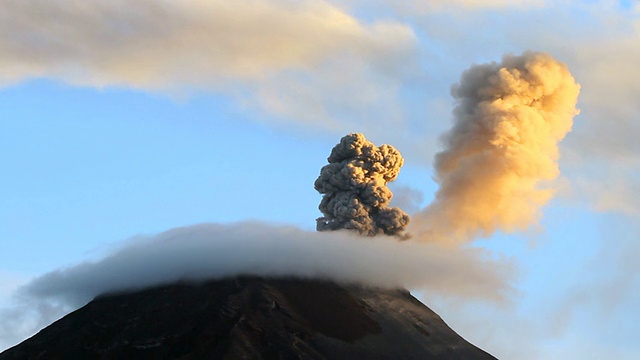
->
[415, 51, 580, 243]
[315, 133, 410, 238]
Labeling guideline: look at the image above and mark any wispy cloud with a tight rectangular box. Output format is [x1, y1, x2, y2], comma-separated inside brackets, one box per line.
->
[0, 0, 418, 134]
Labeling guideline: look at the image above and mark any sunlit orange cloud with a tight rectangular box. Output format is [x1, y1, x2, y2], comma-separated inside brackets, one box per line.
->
[412, 51, 580, 243]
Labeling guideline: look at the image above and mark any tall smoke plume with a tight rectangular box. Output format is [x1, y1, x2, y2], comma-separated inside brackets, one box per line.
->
[315, 133, 410, 238]
[414, 51, 580, 243]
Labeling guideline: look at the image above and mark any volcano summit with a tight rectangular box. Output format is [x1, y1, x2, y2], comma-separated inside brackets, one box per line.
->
[1, 277, 494, 360]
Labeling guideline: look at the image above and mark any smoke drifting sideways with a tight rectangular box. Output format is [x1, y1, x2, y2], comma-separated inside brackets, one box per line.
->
[413, 51, 581, 243]
[315, 133, 411, 238]
[0, 222, 512, 351]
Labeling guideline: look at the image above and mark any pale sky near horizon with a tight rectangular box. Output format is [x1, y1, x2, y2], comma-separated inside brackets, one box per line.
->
[1, 1, 639, 359]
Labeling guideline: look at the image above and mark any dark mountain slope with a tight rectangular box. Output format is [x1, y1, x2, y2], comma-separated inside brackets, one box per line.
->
[0, 277, 495, 360]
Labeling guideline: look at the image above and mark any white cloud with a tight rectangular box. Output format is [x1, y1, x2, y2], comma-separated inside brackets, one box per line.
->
[0, 0, 418, 134]
[0, 0, 404, 85]
[340, 0, 547, 15]
[568, 174, 640, 216]
[0, 221, 512, 351]
[0, 272, 27, 300]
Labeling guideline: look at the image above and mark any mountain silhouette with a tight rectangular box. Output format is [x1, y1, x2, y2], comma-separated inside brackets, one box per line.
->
[0, 277, 495, 359]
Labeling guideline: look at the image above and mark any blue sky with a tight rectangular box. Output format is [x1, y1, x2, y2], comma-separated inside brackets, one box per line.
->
[1, 1, 639, 358]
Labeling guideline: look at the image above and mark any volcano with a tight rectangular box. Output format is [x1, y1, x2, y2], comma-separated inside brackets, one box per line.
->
[0, 277, 495, 359]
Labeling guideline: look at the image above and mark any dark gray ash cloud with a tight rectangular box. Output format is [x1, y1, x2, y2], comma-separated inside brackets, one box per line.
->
[315, 133, 410, 238]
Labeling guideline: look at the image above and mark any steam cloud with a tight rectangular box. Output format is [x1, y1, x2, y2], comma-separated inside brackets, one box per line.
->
[315, 133, 410, 237]
[414, 51, 580, 243]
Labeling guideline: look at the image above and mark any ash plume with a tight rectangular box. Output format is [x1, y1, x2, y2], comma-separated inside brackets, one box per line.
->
[315, 133, 410, 237]
[414, 51, 580, 243]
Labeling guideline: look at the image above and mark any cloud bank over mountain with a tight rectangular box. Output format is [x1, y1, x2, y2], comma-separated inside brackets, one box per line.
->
[0, 222, 511, 350]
